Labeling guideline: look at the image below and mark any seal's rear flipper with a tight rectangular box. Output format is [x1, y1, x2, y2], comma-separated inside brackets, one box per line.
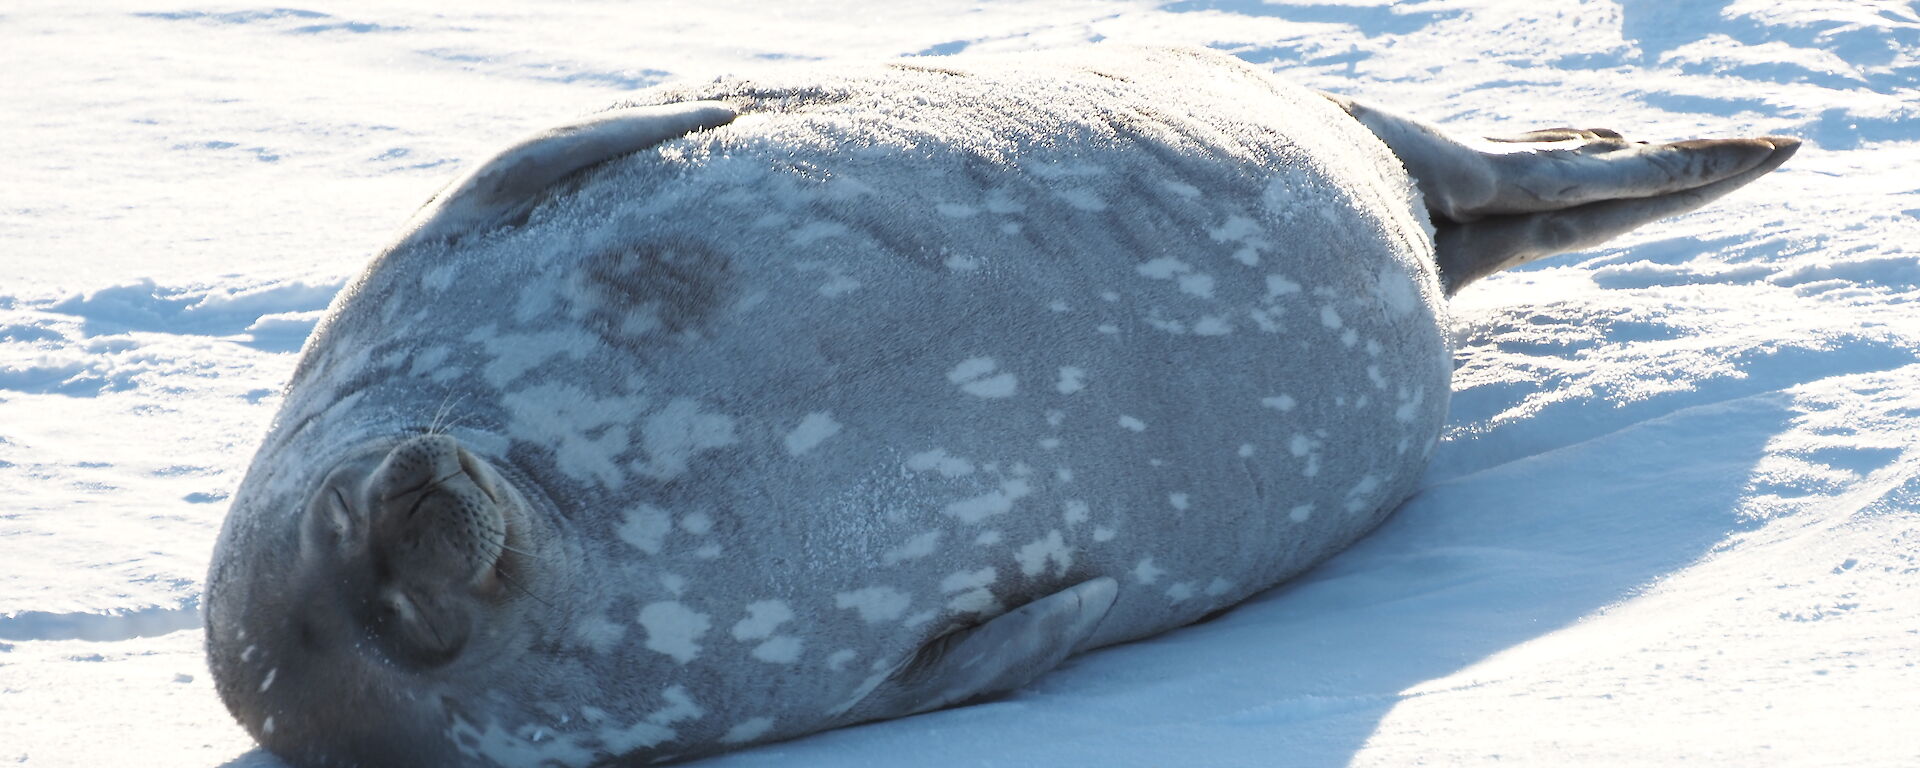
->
[1434, 136, 1798, 292]
[841, 577, 1118, 722]
[1324, 94, 1799, 294]
[396, 101, 737, 248]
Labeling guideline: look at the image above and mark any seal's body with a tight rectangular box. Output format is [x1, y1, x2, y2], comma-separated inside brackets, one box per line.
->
[206, 47, 1796, 767]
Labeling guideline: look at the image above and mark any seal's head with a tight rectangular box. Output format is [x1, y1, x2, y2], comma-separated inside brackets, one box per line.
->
[206, 433, 565, 766]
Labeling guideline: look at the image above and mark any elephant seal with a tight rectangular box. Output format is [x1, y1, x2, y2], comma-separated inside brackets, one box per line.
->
[205, 46, 1796, 767]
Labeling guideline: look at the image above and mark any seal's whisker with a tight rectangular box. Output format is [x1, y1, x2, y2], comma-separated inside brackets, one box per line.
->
[427, 391, 470, 436]
[497, 568, 554, 609]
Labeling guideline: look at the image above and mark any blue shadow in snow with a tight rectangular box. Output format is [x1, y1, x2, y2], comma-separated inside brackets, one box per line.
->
[0, 597, 201, 642]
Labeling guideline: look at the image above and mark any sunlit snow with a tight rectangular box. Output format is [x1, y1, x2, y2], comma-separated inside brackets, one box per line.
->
[4, 1, 1919, 766]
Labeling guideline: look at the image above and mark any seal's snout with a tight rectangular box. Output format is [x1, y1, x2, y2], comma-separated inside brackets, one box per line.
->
[368, 435, 507, 586]
[360, 433, 513, 666]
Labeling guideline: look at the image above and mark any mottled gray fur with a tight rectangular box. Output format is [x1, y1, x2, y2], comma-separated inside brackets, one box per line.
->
[205, 45, 1791, 767]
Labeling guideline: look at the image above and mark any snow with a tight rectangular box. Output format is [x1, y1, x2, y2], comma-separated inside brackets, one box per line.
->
[3, 0, 1918, 766]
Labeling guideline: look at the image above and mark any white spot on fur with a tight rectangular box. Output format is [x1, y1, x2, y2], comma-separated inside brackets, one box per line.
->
[1178, 273, 1215, 298]
[1346, 474, 1383, 513]
[1014, 530, 1073, 577]
[835, 587, 911, 624]
[1262, 395, 1297, 412]
[1289, 504, 1314, 523]
[753, 636, 803, 664]
[944, 253, 980, 271]
[907, 449, 974, 477]
[500, 383, 641, 489]
[1352, 474, 1381, 496]
[1118, 415, 1146, 432]
[783, 412, 841, 456]
[826, 649, 857, 671]
[1137, 257, 1187, 279]
[731, 601, 793, 641]
[946, 589, 1000, 614]
[575, 614, 628, 654]
[1063, 499, 1090, 526]
[948, 357, 1017, 398]
[819, 275, 862, 297]
[1093, 526, 1117, 542]
[1167, 582, 1195, 602]
[721, 717, 775, 744]
[259, 668, 276, 693]
[1396, 386, 1425, 423]
[472, 328, 600, 389]
[1319, 305, 1343, 329]
[1266, 274, 1302, 297]
[791, 221, 849, 245]
[679, 513, 712, 535]
[618, 505, 672, 555]
[1169, 493, 1189, 510]
[1133, 558, 1165, 585]
[636, 399, 736, 480]
[660, 573, 687, 597]
[1193, 316, 1231, 335]
[936, 202, 978, 218]
[1056, 188, 1107, 211]
[975, 529, 1003, 546]
[1057, 366, 1087, 394]
[1376, 264, 1417, 316]
[638, 602, 710, 663]
[263, 716, 275, 735]
[941, 567, 997, 593]
[882, 531, 943, 565]
[943, 478, 1032, 524]
[1238, 443, 1256, 458]
[1206, 577, 1235, 597]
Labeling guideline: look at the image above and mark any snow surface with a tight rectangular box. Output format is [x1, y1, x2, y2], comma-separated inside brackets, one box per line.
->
[4, 0, 1919, 765]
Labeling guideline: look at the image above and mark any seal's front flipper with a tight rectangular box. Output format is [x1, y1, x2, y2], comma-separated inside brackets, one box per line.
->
[845, 577, 1118, 722]
[396, 101, 737, 248]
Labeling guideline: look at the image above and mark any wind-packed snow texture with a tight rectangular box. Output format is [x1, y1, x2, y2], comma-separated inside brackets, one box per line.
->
[2, 1, 1917, 766]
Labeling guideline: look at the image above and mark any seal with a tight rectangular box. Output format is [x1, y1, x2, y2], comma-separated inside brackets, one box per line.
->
[204, 46, 1796, 767]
